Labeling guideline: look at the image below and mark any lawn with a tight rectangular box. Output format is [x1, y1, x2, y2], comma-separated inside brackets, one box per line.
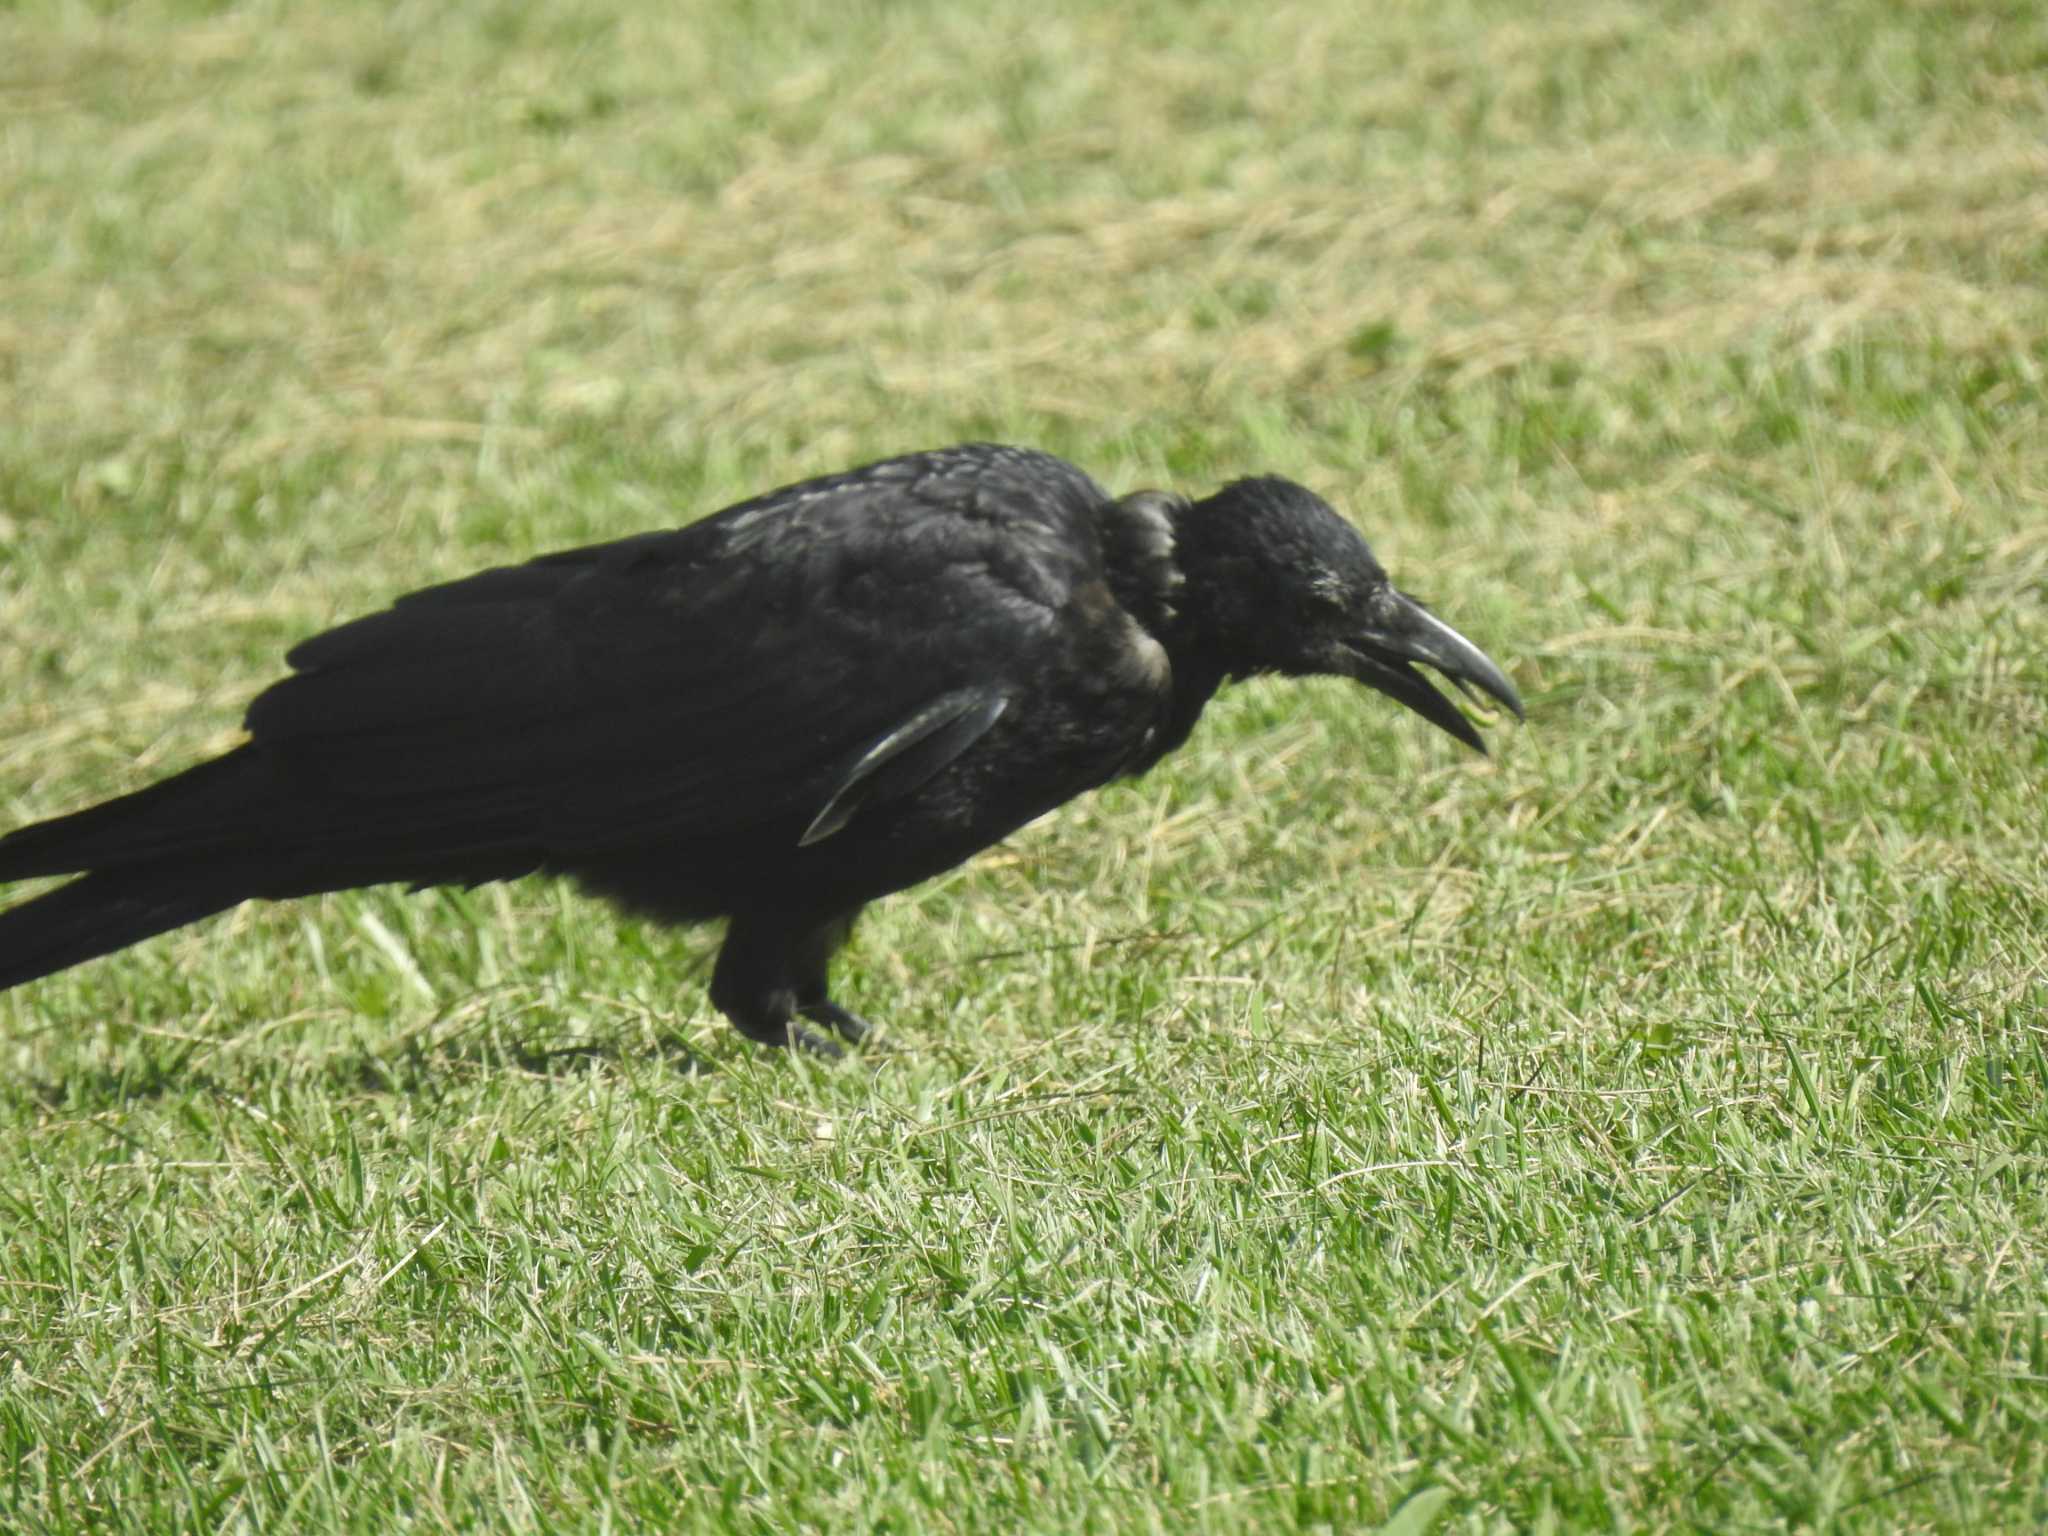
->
[2, 0, 2045, 1530]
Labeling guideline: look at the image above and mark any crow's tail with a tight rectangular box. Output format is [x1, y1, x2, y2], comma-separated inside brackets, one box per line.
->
[0, 866, 250, 991]
[0, 747, 276, 991]
[0, 747, 268, 882]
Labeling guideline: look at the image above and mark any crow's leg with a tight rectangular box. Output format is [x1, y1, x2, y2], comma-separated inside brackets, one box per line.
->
[710, 909, 868, 1056]
[795, 911, 878, 1047]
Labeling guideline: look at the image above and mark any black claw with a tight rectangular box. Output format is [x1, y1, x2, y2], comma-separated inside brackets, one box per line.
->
[788, 1023, 845, 1060]
[799, 999, 876, 1047]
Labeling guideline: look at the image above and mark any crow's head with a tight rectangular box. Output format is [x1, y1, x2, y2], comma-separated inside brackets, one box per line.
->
[1167, 476, 1524, 752]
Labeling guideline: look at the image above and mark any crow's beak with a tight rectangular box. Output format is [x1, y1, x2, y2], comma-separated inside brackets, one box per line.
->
[1338, 591, 1525, 753]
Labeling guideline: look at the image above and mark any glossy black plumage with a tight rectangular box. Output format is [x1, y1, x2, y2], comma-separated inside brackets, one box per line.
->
[0, 444, 1523, 1053]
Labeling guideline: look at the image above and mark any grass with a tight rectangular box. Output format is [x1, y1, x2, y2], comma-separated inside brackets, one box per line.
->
[2, 0, 2046, 1530]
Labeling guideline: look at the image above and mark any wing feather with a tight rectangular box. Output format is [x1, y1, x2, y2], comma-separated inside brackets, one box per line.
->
[241, 449, 1104, 859]
[799, 687, 1009, 847]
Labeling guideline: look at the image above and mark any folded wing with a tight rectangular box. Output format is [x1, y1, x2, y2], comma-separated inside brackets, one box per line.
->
[242, 460, 1095, 865]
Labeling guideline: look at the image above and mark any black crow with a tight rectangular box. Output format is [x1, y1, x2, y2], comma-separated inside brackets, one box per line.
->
[0, 444, 1522, 1054]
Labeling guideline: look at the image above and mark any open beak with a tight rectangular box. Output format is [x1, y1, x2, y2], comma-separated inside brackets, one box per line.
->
[1338, 591, 1525, 753]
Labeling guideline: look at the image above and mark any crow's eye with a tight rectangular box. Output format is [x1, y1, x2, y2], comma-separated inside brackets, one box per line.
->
[1304, 569, 1351, 615]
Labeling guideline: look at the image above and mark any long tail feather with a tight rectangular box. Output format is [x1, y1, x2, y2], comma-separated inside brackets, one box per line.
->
[0, 748, 267, 881]
[0, 868, 247, 992]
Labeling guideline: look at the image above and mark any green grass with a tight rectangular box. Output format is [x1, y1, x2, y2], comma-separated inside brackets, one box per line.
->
[3, 0, 2046, 1530]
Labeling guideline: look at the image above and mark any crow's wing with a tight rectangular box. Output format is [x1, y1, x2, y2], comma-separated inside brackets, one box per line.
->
[243, 448, 1107, 860]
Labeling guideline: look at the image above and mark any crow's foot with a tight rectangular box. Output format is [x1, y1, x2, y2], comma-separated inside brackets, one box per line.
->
[799, 999, 877, 1048]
